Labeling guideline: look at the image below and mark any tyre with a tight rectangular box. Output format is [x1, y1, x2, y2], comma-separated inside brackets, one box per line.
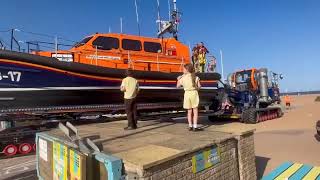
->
[277, 108, 283, 118]
[3, 144, 18, 156]
[209, 90, 225, 112]
[209, 98, 221, 112]
[33, 143, 36, 151]
[241, 110, 248, 123]
[19, 143, 32, 154]
[208, 116, 215, 122]
[243, 108, 257, 124]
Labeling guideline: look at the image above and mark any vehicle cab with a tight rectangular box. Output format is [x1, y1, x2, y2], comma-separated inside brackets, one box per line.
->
[231, 68, 258, 91]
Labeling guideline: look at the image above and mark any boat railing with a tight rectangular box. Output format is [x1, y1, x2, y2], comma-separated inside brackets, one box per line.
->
[130, 58, 184, 72]
[127, 51, 135, 70]
[91, 45, 104, 66]
[58, 48, 185, 72]
[157, 54, 160, 71]
[133, 59, 183, 65]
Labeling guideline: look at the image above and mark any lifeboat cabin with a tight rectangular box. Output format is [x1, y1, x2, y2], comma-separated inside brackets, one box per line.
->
[37, 33, 190, 72]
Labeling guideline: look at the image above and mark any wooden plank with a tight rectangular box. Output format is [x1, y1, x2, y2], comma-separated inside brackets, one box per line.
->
[262, 162, 293, 180]
[289, 164, 312, 180]
[275, 163, 303, 180]
[302, 167, 320, 180]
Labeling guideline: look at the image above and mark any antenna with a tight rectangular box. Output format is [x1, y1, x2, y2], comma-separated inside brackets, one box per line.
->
[173, 0, 177, 11]
[156, 0, 161, 34]
[54, 36, 58, 57]
[120, 17, 123, 33]
[172, 0, 179, 39]
[134, 0, 141, 36]
[168, 0, 171, 20]
[220, 49, 225, 81]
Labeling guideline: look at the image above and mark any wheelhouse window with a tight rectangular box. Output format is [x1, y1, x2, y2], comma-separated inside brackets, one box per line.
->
[74, 36, 93, 47]
[92, 36, 119, 50]
[122, 39, 142, 51]
[144, 42, 162, 53]
[235, 71, 251, 84]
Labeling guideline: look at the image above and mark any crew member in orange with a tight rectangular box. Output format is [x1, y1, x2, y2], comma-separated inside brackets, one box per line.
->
[121, 69, 139, 130]
[198, 42, 209, 73]
[192, 44, 200, 72]
[284, 95, 291, 108]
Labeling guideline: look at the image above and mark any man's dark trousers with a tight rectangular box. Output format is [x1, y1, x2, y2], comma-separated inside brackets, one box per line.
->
[125, 98, 137, 128]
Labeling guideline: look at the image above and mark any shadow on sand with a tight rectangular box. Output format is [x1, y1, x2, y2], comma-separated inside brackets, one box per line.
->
[315, 134, 320, 142]
[256, 156, 271, 179]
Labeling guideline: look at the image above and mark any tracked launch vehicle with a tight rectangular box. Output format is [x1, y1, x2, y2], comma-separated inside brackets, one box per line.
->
[211, 68, 284, 123]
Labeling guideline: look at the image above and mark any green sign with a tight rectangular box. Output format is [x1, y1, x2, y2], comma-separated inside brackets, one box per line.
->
[192, 146, 221, 173]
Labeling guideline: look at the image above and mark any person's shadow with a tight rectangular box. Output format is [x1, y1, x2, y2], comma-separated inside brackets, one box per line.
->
[256, 156, 271, 179]
[315, 120, 320, 142]
[315, 134, 320, 142]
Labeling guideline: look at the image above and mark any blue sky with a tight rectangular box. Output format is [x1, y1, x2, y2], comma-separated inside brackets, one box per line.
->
[0, 0, 319, 92]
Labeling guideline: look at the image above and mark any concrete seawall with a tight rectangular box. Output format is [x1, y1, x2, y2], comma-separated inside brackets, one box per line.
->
[45, 119, 257, 180]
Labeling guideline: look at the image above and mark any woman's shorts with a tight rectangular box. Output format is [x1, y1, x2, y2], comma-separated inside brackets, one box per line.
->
[183, 90, 199, 109]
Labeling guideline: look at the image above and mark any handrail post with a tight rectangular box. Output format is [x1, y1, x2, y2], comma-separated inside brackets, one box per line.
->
[10, 29, 14, 51]
[95, 45, 98, 65]
[128, 51, 134, 70]
[127, 51, 130, 68]
[157, 54, 160, 71]
[180, 57, 184, 72]
[54, 36, 58, 57]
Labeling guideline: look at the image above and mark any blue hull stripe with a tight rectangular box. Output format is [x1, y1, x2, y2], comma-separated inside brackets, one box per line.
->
[0, 61, 217, 88]
[0, 86, 218, 91]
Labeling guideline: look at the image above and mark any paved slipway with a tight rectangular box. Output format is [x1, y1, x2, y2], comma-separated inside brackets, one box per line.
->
[0, 155, 36, 180]
[0, 94, 319, 180]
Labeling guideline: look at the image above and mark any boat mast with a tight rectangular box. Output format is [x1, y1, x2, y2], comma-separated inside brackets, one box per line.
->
[172, 0, 179, 39]
[157, 0, 180, 40]
[168, 0, 171, 21]
[156, 0, 162, 35]
[120, 17, 123, 33]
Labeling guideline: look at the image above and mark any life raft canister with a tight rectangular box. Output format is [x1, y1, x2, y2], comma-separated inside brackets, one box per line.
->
[166, 45, 177, 56]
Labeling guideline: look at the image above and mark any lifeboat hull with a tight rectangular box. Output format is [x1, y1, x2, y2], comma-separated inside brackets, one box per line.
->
[0, 50, 220, 111]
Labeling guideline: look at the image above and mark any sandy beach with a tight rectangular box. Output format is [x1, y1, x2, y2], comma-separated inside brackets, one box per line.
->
[254, 94, 320, 178]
